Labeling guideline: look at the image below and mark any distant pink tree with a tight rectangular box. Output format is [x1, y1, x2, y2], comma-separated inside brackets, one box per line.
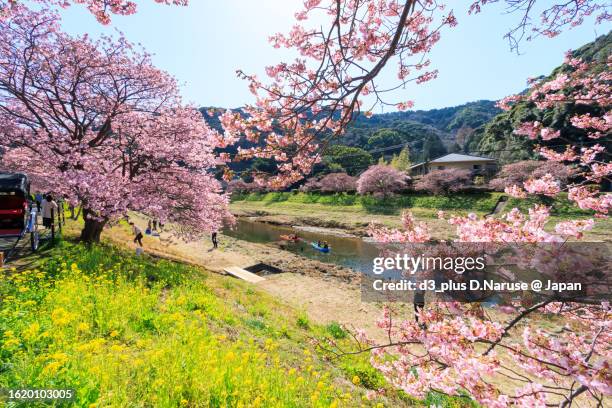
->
[489, 160, 574, 192]
[0, 0, 188, 24]
[0, 8, 230, 242]
[414, 168, 472, 195]
[318, 172, 357, 193]
[299, 177, 321, 193]
[357, 165, 409, 197]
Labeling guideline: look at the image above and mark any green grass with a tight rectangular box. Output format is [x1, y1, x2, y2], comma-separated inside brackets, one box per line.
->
[233, 192, 502, 214]
[233, 191, 593, 217]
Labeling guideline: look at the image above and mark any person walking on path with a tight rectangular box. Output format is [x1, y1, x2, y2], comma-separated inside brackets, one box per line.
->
[130, 222, 144, 247]
[40, 194, 58, 229]
[34, 192, 43, 211]
[211, 231, 218, 249]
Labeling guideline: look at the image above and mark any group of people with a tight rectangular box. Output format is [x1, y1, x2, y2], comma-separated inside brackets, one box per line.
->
[128, 217, 219, 251]
[316, 240, 329, 249]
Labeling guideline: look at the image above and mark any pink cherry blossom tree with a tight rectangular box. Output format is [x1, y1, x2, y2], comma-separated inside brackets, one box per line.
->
[219, 0, 609, 189]
[0, 7, 231, 242]
[229, 2, 609, 406]
[227, 179, 264, 194]
[0, 0, 188, 24]
[357, 165, 409, 197]
[220, 0, 458, 188]
[318, 172, 357, 193]
[499, 52, 611, 214]
[414, 168, 472, 195]
[489, 160, 575, 192]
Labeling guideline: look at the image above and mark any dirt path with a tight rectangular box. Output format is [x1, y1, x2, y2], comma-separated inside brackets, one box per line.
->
[101, 215, 395, 338]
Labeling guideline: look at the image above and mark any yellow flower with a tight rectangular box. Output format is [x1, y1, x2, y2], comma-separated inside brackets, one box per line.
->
[77, 322, 90, 332]
[23, 322, 40, 340]
[224, 351, 236, 362]
[110, 344, 125, 353]
[352, 375, 361, 385]
[18, 286, 29, 293]
[109, 330, 119, 338]
[51, 308, 73, 326]
[42, 361, 62, 375]
[317, 381, 325, 390]
[375, 403, 384, 408]
[180, 399, 188, 406]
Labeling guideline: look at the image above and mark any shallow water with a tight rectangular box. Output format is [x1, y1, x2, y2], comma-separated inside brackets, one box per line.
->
[223, 218, 380, 273]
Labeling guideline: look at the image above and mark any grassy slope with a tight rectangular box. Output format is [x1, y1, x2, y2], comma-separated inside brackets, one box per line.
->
[0, 230, 475, 407]
[233, 192, 503, 216]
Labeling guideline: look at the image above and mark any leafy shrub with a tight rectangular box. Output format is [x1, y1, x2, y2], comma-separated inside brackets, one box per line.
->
[296, 314, 310, 330]
[325, 322, 347, 339]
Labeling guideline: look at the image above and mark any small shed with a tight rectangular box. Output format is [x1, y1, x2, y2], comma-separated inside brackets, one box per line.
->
[409, 153, 497, 176]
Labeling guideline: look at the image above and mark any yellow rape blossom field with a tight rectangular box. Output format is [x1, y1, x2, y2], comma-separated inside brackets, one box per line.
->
[0, 238, 475, 407]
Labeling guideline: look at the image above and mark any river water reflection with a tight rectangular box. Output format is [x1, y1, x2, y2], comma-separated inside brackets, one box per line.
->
[223, 218, 380, 274]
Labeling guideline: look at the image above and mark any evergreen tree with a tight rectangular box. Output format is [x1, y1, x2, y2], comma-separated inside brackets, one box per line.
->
[390, 147, 411, 172]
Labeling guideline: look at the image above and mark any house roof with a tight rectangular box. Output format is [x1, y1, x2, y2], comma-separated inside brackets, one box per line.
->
[429, 153, 496, 163]
[409, 153, 496, 169]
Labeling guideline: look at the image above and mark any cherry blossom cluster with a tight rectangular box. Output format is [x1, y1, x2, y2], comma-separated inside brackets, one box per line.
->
[469, 1, 611, 51]
[501, 53, 611, 215]
[0, 7, 230, 241]
[0, 0, 187, 24]
[220, 0, 458, 188]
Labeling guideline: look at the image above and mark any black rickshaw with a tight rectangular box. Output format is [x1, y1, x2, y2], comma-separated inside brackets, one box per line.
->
[0, 173, 39, 252]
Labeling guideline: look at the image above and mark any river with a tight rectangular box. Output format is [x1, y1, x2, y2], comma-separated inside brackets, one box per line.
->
[223, 218, 380, 274]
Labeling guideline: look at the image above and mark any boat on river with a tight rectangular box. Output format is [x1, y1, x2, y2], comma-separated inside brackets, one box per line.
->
[311, 242, 330, 253]
[280, 234, 301, 242]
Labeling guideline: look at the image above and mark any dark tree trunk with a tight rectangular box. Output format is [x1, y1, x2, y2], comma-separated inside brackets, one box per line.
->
[80, 208, 107, 243]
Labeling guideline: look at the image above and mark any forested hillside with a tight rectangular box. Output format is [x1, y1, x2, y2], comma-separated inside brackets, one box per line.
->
[201, 31, 610, 174]
[468, 31, 612, 163]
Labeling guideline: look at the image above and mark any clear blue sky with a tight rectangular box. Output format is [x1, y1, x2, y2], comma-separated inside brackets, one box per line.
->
[54, 0, 609, 111]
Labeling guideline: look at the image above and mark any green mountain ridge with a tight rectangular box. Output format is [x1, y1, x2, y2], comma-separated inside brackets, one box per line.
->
[201, 31, 610, 175]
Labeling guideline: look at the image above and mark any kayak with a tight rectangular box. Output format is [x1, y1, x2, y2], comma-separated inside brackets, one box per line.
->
[280, 234, 301, 242]
[311, 242, 330, 253]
